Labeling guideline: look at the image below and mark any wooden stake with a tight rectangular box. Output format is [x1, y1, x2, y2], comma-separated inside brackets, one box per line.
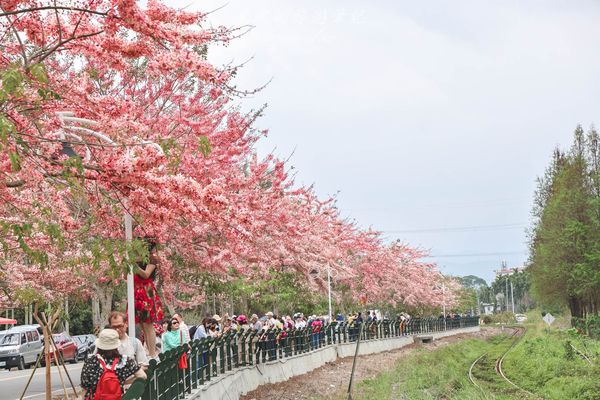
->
[32, 305, 52, 400]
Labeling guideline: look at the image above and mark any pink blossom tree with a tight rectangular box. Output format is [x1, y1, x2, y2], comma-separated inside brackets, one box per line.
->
[0, 0, 458, 323]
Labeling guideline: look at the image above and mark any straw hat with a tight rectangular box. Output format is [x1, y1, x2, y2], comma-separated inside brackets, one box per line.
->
[212, 314, 222, 322]
[96, 329, 120, 351]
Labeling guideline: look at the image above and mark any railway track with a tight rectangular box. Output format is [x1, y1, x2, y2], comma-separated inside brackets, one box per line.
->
[469, 326, 539, 399]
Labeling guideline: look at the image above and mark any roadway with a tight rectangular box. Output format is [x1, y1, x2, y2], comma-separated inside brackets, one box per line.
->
[0, 362, 82, 400]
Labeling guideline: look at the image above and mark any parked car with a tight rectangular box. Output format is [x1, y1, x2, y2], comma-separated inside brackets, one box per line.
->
[515, 314, 528, 323]
[0, 325, 43, 370]
[42, 333, 78, 365]
[73, 334, 96, 361]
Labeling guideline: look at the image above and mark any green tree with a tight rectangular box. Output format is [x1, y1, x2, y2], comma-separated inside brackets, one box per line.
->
[528, 126, 600, 320]
[490, 271, 532, 313]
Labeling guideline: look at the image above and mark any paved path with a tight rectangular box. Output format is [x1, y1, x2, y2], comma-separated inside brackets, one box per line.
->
[0, 363, 82, 400]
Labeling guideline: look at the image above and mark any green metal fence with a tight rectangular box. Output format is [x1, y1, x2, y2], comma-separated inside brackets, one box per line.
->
[123, 316, 479, 400]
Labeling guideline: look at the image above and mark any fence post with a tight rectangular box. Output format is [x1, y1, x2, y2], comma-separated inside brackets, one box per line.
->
[232, 330, 240, 368]
[248, 331, 256, 365]
[211, 338, 218, 377]
[189, 339, 199, 390]
[277, 329, 284, 359]
[141, 357, 158, 400]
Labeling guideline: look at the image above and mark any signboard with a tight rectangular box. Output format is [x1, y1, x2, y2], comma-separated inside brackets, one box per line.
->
[542, 313, 555, 326]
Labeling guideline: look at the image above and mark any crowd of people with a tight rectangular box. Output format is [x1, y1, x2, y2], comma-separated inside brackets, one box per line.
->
[79, 309, 381, 399]
[79, 240, 424, 399]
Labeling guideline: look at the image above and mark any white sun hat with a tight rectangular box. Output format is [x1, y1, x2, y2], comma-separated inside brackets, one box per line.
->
[95, 329, 120, 351]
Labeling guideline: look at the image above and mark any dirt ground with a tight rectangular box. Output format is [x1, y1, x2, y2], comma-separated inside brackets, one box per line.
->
[240, 327, 501, 400]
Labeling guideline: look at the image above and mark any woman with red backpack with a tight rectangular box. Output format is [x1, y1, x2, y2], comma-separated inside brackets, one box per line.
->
[81, 329, 146, 400]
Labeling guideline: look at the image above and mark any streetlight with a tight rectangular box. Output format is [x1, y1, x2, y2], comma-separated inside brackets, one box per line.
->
[58, 111, 162, 339]
[434, 281, 446, 331]
[442, 281, 446, 331]
[309, 264, 334, 321]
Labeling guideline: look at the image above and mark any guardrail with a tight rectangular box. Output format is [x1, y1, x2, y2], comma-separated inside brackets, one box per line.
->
[123, 316, 479, 400]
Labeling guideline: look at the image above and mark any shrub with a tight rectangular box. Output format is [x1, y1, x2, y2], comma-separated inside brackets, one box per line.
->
[482, 315, 492, 325]
[572, 315, 600, 339]
[563, 340, 574, 360]
[492, 312, 515, 324]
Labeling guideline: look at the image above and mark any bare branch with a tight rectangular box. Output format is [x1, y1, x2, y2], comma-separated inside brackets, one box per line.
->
[35, 30, 105, 63]
[0, 6, 113, 19]
[0, 5, 28, 67]
[4, 179, 25, 188]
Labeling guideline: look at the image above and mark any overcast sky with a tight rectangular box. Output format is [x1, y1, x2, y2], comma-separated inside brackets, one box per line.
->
[168, 0, 600, 283]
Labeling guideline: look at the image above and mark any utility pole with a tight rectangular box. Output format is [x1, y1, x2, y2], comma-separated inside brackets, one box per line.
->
[65, 298, 69, 335]
[504, 277, 508, 312]
[327, 264, 332, 322]
[503, 261, 508, 312]
[442, 282, 446, 330]
[511, 280, 515, 313]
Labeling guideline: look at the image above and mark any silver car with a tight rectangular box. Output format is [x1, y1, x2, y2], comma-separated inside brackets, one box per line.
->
[0, 325, 43, 370]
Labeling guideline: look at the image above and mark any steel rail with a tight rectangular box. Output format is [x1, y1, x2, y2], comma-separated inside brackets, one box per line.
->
[469, 326, 535, 399]
[468, 352, 488, 396]
[495, 327, 539, 398]
[468, 326, 517, 396]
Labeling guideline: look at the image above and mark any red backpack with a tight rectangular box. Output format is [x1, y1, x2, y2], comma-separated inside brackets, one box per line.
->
[94, 356, 122, 400]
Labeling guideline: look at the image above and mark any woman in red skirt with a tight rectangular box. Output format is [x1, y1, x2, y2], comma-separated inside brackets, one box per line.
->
[134, 238, 164, 358]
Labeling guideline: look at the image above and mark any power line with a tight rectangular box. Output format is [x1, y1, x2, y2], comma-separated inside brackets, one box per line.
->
[427, 250, 528, 258]
[383, 222, 527, 234]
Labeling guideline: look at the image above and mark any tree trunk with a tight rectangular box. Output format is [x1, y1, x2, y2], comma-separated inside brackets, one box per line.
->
[239, 295, 248, 315]
[568, 296, 583, 322]
[91, 284, 114, 332]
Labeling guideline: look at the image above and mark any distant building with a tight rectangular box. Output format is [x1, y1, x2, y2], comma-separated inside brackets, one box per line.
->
[494, 265, 525, 278]
[481, 303, 494, 315]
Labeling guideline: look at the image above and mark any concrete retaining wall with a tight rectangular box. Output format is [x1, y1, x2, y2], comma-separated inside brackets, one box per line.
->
[432, 326, 479, 340]
[190, 326, 480, 400]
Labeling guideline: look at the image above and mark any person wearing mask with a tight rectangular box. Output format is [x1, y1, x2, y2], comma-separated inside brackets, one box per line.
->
[107, 311, 149, 367]
[81, 329, 146, 400]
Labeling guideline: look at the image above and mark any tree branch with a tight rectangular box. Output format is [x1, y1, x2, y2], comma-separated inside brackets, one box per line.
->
[35, 30, 105, 63]
[0, 6, 113, 18]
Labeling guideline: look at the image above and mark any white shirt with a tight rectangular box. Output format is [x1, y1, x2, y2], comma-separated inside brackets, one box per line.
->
[193, 325, 207, 340]
[296, 320, 307, 329]
[119, 335, 149, 366]
[179, 322, 191, 343]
